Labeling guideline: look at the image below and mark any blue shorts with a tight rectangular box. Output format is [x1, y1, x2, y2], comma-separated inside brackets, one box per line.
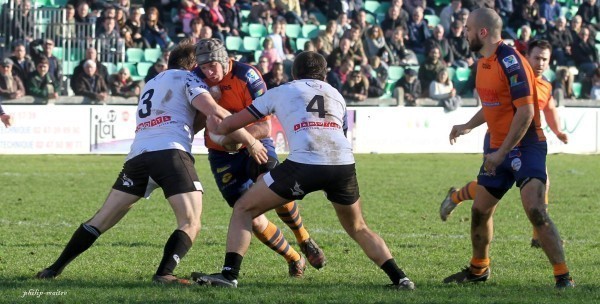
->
[208, 138, 278, 207]
[477, 141, 547, 191]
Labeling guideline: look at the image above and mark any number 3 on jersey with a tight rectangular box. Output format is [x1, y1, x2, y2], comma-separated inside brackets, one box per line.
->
[138, 89, 154, 118]
[306, 95, 327, 118]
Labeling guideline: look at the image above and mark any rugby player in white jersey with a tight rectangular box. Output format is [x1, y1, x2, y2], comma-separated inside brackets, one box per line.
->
[192, 51, 415, 290]
[35, 41, 268, 284]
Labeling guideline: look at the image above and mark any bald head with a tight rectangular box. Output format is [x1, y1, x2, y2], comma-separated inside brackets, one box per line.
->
[469, 8, 502, 38]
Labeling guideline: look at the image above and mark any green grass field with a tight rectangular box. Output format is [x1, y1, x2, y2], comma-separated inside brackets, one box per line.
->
[1, 154, 599, 303]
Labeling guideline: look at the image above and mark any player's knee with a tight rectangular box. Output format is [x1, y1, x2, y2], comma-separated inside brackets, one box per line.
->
[527, 207, 550, 227]
[470, 207, 492, 228]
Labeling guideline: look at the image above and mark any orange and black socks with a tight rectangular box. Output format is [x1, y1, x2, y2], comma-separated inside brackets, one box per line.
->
[254, 221, 300, 263]
[275, 201, 310, 244]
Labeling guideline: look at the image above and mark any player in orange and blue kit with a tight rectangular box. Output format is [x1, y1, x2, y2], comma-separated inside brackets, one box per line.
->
[439, 40, 569, 248]
[442, 9, 574, 288]
[192, 38, 326, 277]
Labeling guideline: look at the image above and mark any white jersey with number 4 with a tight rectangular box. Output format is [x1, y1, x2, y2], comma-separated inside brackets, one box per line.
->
[247, 79, 354, 165]
[126, 69, 209, 160]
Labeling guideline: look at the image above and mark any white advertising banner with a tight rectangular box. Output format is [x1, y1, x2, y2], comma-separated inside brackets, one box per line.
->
[0, 105, 90, 154]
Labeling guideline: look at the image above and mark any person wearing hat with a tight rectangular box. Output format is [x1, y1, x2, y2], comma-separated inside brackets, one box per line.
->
[193, 38, 327, 276]
[0, 58, 26, 101]
[394, 68, 422, 106]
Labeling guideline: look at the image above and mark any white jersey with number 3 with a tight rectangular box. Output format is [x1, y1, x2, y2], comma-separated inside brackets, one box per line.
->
[126, 69, 209, 160]
[248, 79, 354, 165]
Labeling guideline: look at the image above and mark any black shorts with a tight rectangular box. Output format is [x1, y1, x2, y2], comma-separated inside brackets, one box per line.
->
[112, 149, 203, 199]
[263, 160, 360, 205]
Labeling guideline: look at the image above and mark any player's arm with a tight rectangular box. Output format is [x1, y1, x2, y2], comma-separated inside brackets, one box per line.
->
[542, 97, 568, 144]
[192, 110, 206, 134]
[496, 103, 534, 155]
[211, 109, 259, 136]
[244, 119, 271, 139]
[449, 108, 485, 144]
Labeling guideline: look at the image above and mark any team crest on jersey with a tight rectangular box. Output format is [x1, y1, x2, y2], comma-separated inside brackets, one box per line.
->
[502, 55, 518, 68]
[246, 69, 260, 82]
[509, 74, 524, 87]
[511, 158, 522, 171]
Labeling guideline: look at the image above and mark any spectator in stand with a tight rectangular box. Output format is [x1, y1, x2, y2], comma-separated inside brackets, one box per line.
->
[369, 55, 388, 84]
[381, 5, 409, 40]
[116, 8, 127, 36]
[255, 55, 271, 75]
[179, 0, 201, 35]
[326, 57, 354, 92]
[71, 47, 109, 90]
[577, 0, 600, 32]
[539, 0, 561, 28]
[326, 37, 355, 68]
[318, 20, 339, 56]
[248, 0, 273, 26]
[514, 25, 532, 55]
[406, 7, 431, 55]
[342, 70, 369, 102]
[591, 68, 600, 100]
[9, 42, 35, 86]
[143, 7, 174, 50]
[361, 64, 385, 98]
[387, 26, 419, 66]
[448, 20, 474, 68]
[411, 0, 435, 15]
[26, 57, 60, 102]
[509, 0, 545, 33]
[200, 0, 228, 41]
[440, 0, 462, 33]
[363, 25, 392, 60]
[48, 4, 76, 45]
[569, 15, 583, 39]
[221, 0, 242, 37]
[122, 6, 147, 49]
[353, 9, 371, 36]
[97, 17, 122, 63]
[548, 16, 573, 66]
[336, 13, 352, 38]
[429, 68, 460, 112]
[185, 18, 205, 43]
[261, 37, 282, 71]
[455, 8, 470, 26]
[0, 58, 25, 101]
[274, 0, 304, 25]
[571, 27, 599, 80]
[144, 57, 167, 82]
[72, 60, 109, 103]
[269, 20, 294, 60]
[116, 0, 130, 16]
[425, 25, 454, 67]
[461, 0, 494, 10]
[200, 24, 213, 39]
[262, 61, 289, 89]
[12, 0, 35, 43]
[75, 1, 94, 24]
[418, 45, 445, 97]
[345, 24, 368, 66]
[108, 67, 143, 98]
[41, 40, 62, 88]
[311, 37, 328, 57]
[553, 67, 575, 104]
[96, 5, 118, 36]
[394, 68, 421, 106]
[495, 0, 513, 22]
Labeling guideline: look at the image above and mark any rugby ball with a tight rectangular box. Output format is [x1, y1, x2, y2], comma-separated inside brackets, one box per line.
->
[208, 132, 242, 152]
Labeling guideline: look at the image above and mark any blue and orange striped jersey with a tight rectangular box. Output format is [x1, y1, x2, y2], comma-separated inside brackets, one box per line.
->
[193, 59, 269, 151]
[476, 41, 546, 149]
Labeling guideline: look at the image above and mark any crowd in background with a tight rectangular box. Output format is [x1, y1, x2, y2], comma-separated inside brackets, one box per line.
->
[1, 0, 600, 104]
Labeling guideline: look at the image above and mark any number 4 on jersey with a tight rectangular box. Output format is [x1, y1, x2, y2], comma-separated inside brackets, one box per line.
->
[306, 95, 327, 118]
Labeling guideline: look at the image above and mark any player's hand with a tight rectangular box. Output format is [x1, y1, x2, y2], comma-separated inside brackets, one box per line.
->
[449, 124, 471, 145]
[483, 151, 503, 176]
[1, 114, 12, 127]
[247, 139, 268, 164]
[206, 114, 222, 134]
[556, 132, 568, 144]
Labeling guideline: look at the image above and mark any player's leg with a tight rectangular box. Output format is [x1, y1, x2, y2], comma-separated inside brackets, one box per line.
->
[251, 214, 306, 277]
[151, 150, 204, 284]
[331, 199, 414, 290]
[248, 142, 325, 269]
[440, 180, 478, 221]
[193, 177, 292, 287]
[531, 168, 550, 248]
[520, 178, 573, 287]
[36, 189, 140, 279]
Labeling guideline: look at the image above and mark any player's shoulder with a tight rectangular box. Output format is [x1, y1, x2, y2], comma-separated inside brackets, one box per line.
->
[495, 43, 524, 69]
[536, 76, 553, 91]
[231, 61, 262, 83]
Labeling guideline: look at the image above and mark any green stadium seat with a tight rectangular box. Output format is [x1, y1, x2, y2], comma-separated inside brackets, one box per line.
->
[103, 62, 117, 75]
[434, 0, 451, 7]
[70, 48, 85, 61]
[572, 82, 582, 98]
[240, 22, 249, 35]
[542, 68, 556, 82]
[364, 0, 380, 13]
[62, 60, 78, 75]
[285, 23, 302, 38]
[595, 32, 600, 43]
[374, 2, 390, 14]
[380, 79, 397, 99]
[301, 24, 319, 39]
[117, 62, 138, 76]
[424, 15, 441, 28]
[240, 9, 250, 22]
[225, 36, 243, 52]
[454, 67, 471, 81]
[446, 66, 455, 82]
[295, 38, 311, 51]
[312, 11, 327, 24]
[126, 48, 144, 62]
[52, 46, 63, 59]
[365, 14, 376, 24]
[243, 36, 261, 51]
[254, 50, 263, 62]
[144, 48, 162, 62]
[248, 23, 267, 38]
[137, 62, 153, 77]
[387, 66, 404, 81]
